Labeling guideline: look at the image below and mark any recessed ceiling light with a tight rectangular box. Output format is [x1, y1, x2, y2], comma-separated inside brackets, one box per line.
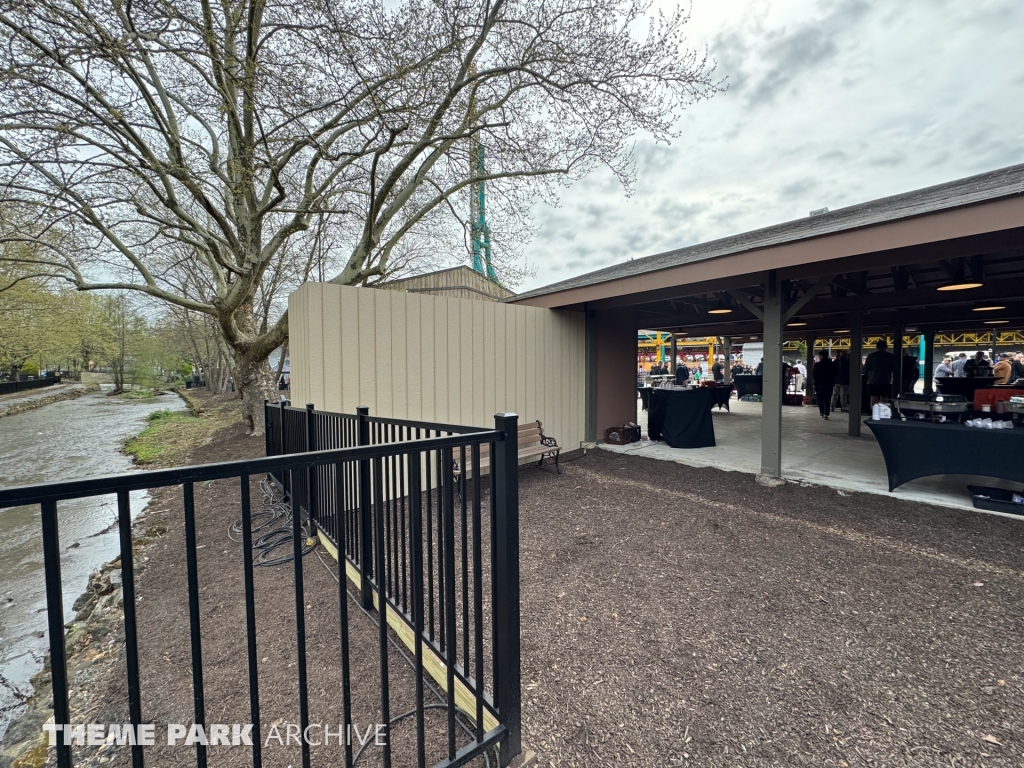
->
[983, 319, 1009, 325]
[972, 304, 1006, 312]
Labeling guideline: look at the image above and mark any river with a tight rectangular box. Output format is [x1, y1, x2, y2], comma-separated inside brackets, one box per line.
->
[0, 391, 187, 738]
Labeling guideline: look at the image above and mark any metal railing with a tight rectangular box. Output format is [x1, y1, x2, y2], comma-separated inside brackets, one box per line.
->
[0, 375, 61, 396]
[265, 400, 521, 766]
[0, 407, 521, 768]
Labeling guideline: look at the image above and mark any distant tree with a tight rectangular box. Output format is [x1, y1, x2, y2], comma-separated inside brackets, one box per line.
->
[0, 0, 722, 432]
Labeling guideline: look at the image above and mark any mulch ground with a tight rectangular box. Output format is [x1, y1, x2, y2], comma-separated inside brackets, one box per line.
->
[61, 404, 1024, 767]
[520, 450, 1024, 768]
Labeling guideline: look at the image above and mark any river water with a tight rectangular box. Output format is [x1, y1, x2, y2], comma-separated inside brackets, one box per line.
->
[0, 391, 186, 737]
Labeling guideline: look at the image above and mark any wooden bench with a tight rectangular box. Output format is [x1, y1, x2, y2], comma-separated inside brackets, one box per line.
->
[453, 420, 561, 480]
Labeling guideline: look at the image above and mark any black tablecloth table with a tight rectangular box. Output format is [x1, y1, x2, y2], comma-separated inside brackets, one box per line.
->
[865, 418, 1024, 491]
[703, 384, 734, 410]
[935, 377, 996, 399]
[638, 387, 651, 411]
[733, 375, 763, 398]
[648, 388, 716, 448]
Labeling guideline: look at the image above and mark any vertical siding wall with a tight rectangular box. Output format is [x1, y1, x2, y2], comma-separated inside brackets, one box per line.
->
[289, 283, 587, 450]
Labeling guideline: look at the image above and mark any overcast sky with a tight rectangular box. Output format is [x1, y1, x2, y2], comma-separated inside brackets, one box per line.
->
[517, 0, 1024, 293]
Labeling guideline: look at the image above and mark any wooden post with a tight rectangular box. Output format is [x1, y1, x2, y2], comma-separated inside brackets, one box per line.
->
[892, 323, 904, 398]
[805, 333, 816, 403]
[760, 271, 783, 478]
[923, 329, 936, 395]
[848, 314, 863, 437]
[723, 336, 732, 384]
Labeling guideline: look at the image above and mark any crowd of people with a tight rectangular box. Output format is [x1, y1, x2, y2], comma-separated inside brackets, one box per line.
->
[934, 350, 1024, 384]
[639, 357, 755, 389]
[638, 343, 1024, 421]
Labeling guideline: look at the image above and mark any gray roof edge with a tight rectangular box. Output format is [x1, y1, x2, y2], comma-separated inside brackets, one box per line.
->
[513, 162, 1024, 302]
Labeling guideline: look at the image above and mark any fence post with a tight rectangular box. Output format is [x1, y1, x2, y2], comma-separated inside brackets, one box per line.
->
[306, 403, 317, 524]
[263, 399, 270, 457]
[492, 412, 521, 764]
[279, 400, 289, 493]
[357, 406, 373, 609]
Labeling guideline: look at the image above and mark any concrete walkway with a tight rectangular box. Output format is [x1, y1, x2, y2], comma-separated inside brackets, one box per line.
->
[0, 383, 89, 416]
[601, 396, 1020, 513]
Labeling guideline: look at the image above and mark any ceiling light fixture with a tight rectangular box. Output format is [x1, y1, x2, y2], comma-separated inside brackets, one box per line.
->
[832, 329, 850, 334]
[786, 317, 807, 327]
[936, 276, 983, 291]
[707, 297, 733, 315]
[972, 304, 1006, 312]
[983, 319, 1009, 325]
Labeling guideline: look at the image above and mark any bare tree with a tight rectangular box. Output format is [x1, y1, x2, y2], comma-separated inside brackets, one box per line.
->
[0, 0, 722, 433]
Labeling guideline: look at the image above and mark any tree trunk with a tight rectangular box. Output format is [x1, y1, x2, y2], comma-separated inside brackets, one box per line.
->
[232, 352, 279, 436]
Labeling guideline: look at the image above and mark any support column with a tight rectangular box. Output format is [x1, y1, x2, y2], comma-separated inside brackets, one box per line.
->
[584, 309, 597, 442]
[805, 333, 816, 402]
[723, 336, 732, 385]
[760, 271, 783, 478]
[848, 314, 863, 437]
[923, 330, 936, 395]
[892, 323, 904, 397]
[670, 334, 678, 376]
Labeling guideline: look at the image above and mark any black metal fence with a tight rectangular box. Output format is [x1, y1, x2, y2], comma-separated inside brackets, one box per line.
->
[265, 400, 521, 766]
[0, 375, 61, 396]
[0, 406, 521, 768]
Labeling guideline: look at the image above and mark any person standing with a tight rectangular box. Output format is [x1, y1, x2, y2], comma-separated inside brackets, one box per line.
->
[637, 364, 649, 389]
[832, 350, 850, 412]
[1012, 352, 1024, 383]
[993, 353, 1013, 385]
[951, 352, 968, 378]
[712, 357, 725, 383]
[793, 359, 806, 392]
[934, 356, 954, 379]
[756, 359, 764, 376]
[901, 351, 920, 395]
[963, 351, 991, 378]
[813, 351, 837, 420]
[731, 361, 744, 378]
[863, 339, 896, 406]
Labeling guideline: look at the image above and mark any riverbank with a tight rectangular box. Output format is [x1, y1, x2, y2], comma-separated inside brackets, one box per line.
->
[0, 533, 168, 768]
[0, 391, 255, 768]
[122, 393, 239, 465]
[0, 385, 94, 419]
[0, 392, 190, 764]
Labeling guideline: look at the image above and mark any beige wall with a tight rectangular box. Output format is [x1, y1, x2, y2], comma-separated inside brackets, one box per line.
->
[289, 282, 586, 448]
[381, 265, 514, 302]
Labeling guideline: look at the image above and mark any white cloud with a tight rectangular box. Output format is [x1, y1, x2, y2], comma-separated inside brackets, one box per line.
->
[518, 0, 1024, 292]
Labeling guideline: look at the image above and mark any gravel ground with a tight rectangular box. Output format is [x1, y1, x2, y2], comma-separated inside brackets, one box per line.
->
[45, 412, 1024, 767]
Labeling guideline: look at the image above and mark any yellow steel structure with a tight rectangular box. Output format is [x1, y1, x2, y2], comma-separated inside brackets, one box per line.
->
[638, 331, 721, 366]
[783, 330, 1024, 352]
